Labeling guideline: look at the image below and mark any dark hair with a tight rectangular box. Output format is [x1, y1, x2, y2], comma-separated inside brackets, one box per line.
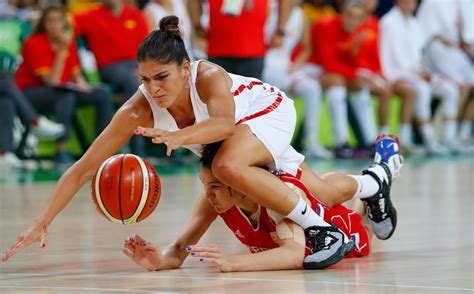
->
[200, 141, 224, 169]
[35, 5, 68, 34]
[137, 15, 190, 64]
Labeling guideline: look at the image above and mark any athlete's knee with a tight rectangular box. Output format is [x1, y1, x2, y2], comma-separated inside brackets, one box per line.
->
[211, 156, 244, 185]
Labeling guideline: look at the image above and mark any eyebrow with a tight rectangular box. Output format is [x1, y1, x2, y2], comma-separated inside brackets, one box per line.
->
[140, 70, 169, 79]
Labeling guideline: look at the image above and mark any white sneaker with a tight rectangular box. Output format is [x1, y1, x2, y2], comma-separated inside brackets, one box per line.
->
[305, 144, 334, 159]
[0, 152, 24, 169]
[32, 116, 65, 140]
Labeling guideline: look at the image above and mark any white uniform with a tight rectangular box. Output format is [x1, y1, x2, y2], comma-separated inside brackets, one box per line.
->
[140, 60, 305, 175]
[417, 0, 473, 86]
[380, 6, 460, 147]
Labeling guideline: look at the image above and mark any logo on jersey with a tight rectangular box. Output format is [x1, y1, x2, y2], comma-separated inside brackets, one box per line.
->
[234, 229, 245, 239]
[301, 204, 307, 215]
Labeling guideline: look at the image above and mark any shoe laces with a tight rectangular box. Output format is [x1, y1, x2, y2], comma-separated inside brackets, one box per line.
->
[365, 197, 386, 221]
[308, 227, 333, 253]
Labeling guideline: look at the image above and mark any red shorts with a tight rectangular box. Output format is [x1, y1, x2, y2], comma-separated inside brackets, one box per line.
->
[326, 205, 370, 258]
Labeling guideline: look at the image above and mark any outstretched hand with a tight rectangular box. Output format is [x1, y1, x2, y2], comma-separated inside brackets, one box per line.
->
[187, 244, 234, 272]
[2, 221, 48, 262]
[134, 127, 184, 156]
[123, 235, 162, 271]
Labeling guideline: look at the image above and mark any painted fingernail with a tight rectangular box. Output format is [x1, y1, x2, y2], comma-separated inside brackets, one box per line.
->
[199, 258, 203, 262]
[185, 246, 191, 251]
[141, 242, 147, 246]
[41, 243, 45, 248]
[190, 252, 196, 256]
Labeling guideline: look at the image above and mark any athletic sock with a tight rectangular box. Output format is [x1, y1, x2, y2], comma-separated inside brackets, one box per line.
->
[350, 175, 380, 199]
[286, 197, 330, 229]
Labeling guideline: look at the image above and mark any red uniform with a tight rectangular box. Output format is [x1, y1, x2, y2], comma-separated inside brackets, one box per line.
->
[207, 0, 268, 58]
[219, 174, 370, 258]
[310, 15, 359, 80]
[72, 4, 149, 68]
[15, 33, 81, 90]
[356, 15, 382, 74]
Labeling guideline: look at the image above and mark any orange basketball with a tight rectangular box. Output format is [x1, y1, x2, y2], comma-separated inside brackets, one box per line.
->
[91, 154, 161, 224]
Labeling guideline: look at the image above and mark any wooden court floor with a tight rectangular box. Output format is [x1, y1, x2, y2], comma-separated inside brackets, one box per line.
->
[0, 156, 473, 293]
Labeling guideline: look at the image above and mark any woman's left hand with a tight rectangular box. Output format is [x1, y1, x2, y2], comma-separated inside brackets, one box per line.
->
[186, 244, 234, 272]
[135, 127, 184, 156]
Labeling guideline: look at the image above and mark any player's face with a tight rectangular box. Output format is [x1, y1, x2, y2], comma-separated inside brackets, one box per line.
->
[139, 60, 190, 109]
[362, 0, 378, 13]
[342, 5, 365, 32]
[200, 168, 235, 213]
[44, 10, 66, 38]
[396, 0, 417, 15]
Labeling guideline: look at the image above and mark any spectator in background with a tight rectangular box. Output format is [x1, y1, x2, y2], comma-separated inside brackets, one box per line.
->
[263, 0, 333, 159]
[188, 0, 292, 80]
[357, 0, 415, 137]
[143, 0, 194, 60]
[417, 0, 474, 144]
[15, 5, 113, 164]
[306, 0, 378, 158]
[380, 0, 461, 154]
[301, 0, 336, 24]
[73, 0, 149, 156]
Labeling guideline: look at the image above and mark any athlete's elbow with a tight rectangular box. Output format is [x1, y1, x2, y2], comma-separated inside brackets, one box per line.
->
[219, 118, 236, 138]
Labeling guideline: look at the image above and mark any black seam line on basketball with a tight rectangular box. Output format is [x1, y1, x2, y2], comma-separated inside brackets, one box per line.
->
[130, 156, 143, 221]
[118, 154, 125, 224]
[99, 156, 117, 220]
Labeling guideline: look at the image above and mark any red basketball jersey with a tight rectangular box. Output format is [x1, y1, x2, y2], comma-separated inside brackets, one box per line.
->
[219, 174, 370, 258]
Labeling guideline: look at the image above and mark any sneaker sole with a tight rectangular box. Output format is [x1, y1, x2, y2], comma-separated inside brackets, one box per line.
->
[303, 240, 355, 270]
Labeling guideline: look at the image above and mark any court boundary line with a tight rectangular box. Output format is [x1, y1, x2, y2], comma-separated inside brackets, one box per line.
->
[3, 272, 474, 292]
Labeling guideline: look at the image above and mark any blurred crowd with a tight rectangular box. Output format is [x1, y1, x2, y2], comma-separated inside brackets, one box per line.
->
[0, 0, 473, 170]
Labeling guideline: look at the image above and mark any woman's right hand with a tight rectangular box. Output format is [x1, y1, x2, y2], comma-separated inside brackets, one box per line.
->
[2, 221, 48, 262]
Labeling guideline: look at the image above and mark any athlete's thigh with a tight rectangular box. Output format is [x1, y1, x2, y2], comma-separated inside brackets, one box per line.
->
[299, 162, 338, 207]
[215, 124, 274, 167]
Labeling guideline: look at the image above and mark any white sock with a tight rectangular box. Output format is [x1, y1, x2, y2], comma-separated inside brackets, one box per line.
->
[286, 197, 330, 229]
[351, 88, 377, 145]
[398, 123, 412, 145]
[350, 175, 380, 199]
[420, 123, 436, 144]
[327, 86, 349, 146]
[443, 120, 457, 142]
[459, 120, 472, 141]
[295, 79, 323, 150]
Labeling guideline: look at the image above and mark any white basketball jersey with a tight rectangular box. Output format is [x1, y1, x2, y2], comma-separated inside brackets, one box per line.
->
[139, 60, 290, 157]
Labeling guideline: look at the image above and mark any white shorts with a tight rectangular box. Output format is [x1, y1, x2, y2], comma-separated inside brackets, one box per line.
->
[239, 91, 305, 176]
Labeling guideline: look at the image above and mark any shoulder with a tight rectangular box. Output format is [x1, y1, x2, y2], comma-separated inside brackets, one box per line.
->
[124, 4, 146, 17]
[195, 61, 231, 99]
[117, 89, 153, 125]
[23, 34, 48, 50]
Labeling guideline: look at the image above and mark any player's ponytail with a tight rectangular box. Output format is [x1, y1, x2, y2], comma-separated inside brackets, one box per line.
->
[137, 15, 189, 64]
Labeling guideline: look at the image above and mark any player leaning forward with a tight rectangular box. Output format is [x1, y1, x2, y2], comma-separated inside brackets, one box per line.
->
[2, 16, 402, 269]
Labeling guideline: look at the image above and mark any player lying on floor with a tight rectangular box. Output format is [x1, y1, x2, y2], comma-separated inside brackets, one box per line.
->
[122, 142, 376, 272]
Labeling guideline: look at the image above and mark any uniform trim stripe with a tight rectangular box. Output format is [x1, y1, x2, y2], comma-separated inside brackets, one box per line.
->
[232, 81, 264, 96]
[236, 93, 283, 125]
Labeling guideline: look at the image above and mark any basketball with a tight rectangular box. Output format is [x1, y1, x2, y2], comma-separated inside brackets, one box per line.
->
[91, 154, 161, 224]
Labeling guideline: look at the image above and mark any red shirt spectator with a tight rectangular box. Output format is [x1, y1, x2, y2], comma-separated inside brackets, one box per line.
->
[356, 15, 382, 74]
[207, 0, 268, 57]
[15, 33, 81, 90]
[310, 15, 359, 80]
[73, 4, 149, 68]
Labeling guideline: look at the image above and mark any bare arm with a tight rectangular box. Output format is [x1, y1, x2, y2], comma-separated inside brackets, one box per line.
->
[123, 192, 218, 270]
[2, 91, 152, 262]
[189, 218, 305, 272]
